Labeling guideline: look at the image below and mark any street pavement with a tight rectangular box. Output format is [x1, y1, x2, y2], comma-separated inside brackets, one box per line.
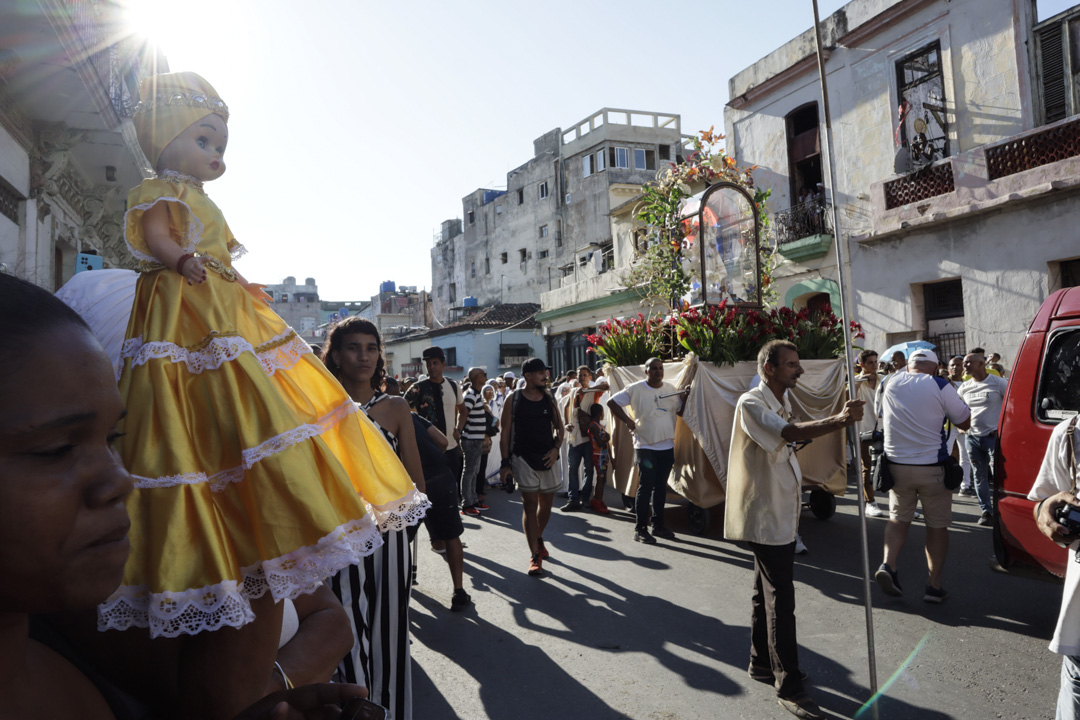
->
[410, 478, 1061, 719]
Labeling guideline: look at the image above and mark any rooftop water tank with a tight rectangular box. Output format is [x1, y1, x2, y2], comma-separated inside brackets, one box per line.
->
[463, 296, 478, 308]
[379, 280, 396, 294]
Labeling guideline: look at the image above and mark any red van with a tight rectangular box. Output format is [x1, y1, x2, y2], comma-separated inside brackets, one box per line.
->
[995, 286, 1080, 579]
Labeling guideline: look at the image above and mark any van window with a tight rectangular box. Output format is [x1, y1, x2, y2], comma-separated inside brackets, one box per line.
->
[1037, 328, 1080, 422]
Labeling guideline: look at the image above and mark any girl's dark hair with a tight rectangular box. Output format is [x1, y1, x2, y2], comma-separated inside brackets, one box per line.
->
[0, 274, 91, 362]
[321, 316, 386, 391]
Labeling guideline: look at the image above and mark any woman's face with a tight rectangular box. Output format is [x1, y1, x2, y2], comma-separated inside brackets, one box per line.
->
[483, 386, 494, 401]
[332, 332, 380, 385]
[0, 327, 132, 613]
[156, 113, 228, 181]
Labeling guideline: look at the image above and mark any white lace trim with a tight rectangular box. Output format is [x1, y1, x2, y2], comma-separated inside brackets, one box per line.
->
[132, 399, 360, 492]
[368, 487, 431, 534]
[121, 328, 311, 376]
[160, 169, 205, 189]
[97, 514, 384, 638]
[230, 242, 248, 260]
[123, 195, 204, 263]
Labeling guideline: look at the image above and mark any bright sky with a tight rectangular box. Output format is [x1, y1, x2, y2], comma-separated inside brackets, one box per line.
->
[125, 0, 1072, 301]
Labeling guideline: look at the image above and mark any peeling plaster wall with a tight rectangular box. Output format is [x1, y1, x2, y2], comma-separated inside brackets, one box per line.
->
[851, 192, 1080, 364]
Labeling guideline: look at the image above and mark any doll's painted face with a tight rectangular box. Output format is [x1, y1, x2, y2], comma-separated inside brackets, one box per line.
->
[156, 113, 228, 181]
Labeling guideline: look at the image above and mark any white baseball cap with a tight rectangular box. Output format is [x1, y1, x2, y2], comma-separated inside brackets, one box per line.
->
[908, 348, 939, 365]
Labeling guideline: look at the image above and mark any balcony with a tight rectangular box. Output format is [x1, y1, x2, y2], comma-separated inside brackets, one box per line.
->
[775, 198, 833, 262]
[860, 114, 1080, 243]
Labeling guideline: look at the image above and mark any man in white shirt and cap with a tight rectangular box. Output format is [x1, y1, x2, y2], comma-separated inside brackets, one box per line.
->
[725, 340, 864, 720]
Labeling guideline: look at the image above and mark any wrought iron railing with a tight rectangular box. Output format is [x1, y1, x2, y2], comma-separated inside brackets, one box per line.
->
[774, 198, 832, 246]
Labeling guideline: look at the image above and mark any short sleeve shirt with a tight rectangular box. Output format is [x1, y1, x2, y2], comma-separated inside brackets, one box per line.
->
[882, 371, 970, 465]
[441, 378, 464, 450]
[1027, 419, 1080, 656]
[957, 374, 1008, 437]
[724, 384, 802, 545]
[461, 385, 489, 441]
[610, 380, 679, 450]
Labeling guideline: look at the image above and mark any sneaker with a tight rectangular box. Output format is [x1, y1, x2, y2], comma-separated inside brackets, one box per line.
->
[978, 511, 994, 526]
[634, 529, 657, 544]
[527, 553, 543, 576]
[923, 585, 949, 603]
[560, 499, 583, 512]
[794, 534, 808, 555]
[461, 506, 481, 517]
[865, 502, 884, 517]
[651, 526, 675, 540]
[474, 502, 490, 511]
[590, 497, 610, 514]
[875, 563, 903, 597]
[959, 486, 976, 496]
[450, 588, 471, 611]
[537, 537, 550, 559]
[777, 693, 824, 720]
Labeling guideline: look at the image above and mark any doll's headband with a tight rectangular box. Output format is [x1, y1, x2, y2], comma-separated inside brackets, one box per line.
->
[133, 72, 229, 170]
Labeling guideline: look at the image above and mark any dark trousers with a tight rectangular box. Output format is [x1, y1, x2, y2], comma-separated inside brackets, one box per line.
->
[476, 451, 489, 497]
[748, 541, 803, 699]
[634, 448, 674, 532]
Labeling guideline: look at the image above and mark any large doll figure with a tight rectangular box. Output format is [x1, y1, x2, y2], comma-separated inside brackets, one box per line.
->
[100, 72, 428, 718]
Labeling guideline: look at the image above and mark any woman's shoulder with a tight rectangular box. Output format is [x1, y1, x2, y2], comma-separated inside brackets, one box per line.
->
[22, 639, 117, 719]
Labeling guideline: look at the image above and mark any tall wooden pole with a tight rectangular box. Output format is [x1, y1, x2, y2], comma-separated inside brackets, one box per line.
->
[810, 0, 880, 711]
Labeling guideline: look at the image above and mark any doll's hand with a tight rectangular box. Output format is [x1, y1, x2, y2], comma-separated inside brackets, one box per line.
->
[180, 256, 207, 285]
[244, 283, 274, 304]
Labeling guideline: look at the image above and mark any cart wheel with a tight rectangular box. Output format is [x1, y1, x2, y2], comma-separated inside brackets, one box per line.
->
[808, 488, 836, 520]
[686, 503, 710, 535]
[622, 494, 636, 511]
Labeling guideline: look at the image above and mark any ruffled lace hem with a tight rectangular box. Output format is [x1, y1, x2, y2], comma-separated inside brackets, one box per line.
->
[123, 195, 203, 263]
[132, 399, 360, 491]
[98, 514, 384, 638]
[230, 242, 248, 260]
[122, 327, 311, 376]
[368, 486, 431, 534]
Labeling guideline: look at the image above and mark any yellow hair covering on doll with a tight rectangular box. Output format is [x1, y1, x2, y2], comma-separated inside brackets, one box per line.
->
[133, 72, 229, 170]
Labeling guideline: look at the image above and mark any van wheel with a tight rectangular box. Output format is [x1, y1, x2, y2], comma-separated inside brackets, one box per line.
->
[687, 503, 710, 535]
[809, 488, 836, 520]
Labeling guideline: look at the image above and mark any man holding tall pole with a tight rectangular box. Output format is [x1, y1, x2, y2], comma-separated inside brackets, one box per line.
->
[726, 339, 864, 719]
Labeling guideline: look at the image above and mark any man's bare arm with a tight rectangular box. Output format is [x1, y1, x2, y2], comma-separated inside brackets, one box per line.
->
[780, 400, 864, 442]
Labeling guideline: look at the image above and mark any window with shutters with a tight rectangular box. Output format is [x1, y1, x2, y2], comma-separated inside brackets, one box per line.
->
[1032, 5, 1080, 126]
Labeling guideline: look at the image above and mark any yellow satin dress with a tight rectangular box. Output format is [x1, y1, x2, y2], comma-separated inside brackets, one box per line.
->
[100, 171, 428, 638]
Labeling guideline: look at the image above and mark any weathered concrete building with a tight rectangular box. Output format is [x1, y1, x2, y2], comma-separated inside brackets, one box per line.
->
[724, 0, 1080, 363]
[0, 1, 159, 289]
[385, 303, 541, 382]
[431, 109, 685, 375]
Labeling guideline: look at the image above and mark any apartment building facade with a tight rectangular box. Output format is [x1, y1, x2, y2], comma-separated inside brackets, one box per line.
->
[0, 1, 159, 290]
[430, 108, 685, 376]
[724, 0, 1080, 363]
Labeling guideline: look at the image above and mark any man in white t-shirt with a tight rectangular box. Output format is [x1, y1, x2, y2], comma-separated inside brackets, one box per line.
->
[607, 358, 688, 544]
[876, 348, 970, 604]
[1028, 416, 1080, 720]
[958, 352, 1009, 525]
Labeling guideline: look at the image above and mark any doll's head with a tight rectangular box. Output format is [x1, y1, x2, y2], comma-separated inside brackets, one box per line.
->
[133, 72, 229, 181]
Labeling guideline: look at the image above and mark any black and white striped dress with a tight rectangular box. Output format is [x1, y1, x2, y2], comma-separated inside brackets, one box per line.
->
[332, 392, 413, 720]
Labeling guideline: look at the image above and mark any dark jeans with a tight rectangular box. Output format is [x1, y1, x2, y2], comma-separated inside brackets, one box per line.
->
[634, 448, 674, 532]
[476, 451, 489, 497]
[748, 541, 803, 699]
[966, 433, 996, 515]
[568, 441, 595, 502]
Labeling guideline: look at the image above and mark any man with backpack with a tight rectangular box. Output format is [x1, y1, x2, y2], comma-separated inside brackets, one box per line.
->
[498, 357, 565, 577]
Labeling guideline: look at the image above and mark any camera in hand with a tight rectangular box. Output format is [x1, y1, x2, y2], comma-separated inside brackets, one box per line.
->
[1055, 504, 1080, 536]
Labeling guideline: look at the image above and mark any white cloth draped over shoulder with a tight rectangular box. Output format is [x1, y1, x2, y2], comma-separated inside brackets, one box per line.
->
[55, 269, 139, 378]
[606, 355, 848, 509]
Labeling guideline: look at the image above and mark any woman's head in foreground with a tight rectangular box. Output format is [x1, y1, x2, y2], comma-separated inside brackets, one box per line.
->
[0, 274, 133, 614]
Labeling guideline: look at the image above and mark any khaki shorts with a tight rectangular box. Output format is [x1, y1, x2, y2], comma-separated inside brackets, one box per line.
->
[888, 463, 952, 528]
[511, 455, 560, 495]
